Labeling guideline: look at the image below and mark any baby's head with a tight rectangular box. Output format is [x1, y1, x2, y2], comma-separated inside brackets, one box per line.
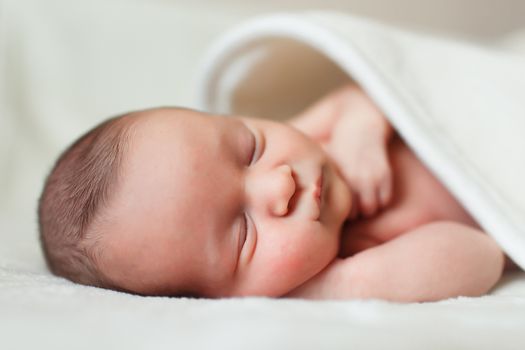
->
[39, 107, 351, 297]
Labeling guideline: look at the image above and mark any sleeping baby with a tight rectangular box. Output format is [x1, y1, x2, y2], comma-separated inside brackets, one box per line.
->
[38, 83, 515, 302]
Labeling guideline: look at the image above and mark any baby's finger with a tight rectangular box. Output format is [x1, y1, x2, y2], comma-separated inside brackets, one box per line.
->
[379, 172, 393, 207]
[358, 186, 378, 218]
[348, 191, 359, 220]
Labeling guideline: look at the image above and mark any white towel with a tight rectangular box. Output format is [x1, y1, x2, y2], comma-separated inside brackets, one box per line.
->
[196, 12, 525, 269]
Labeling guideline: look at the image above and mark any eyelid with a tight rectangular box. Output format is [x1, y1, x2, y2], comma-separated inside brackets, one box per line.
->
[238, 212, 257, 265]
[238, 214, 248, 256]
[246, 125, 264, 165]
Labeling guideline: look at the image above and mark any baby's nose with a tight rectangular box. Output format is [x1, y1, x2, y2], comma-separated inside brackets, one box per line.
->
[247, 164, 296, 217]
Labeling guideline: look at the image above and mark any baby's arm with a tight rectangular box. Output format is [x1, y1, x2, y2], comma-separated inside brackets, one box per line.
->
[289, 83, 393, 146]
[285, 221, 505, 302]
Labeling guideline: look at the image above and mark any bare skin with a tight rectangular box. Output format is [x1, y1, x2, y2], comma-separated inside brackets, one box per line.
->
[97, 83, 513, 302]
[98, 108, 352, 297]
[286, 84, 511, 301]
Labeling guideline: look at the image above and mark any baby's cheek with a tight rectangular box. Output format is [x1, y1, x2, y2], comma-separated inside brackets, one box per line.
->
[254, 222, 337, 293]
[276, 233, 332, 280]
[250, 240, 308, 293]
[266, 239, 305, 273]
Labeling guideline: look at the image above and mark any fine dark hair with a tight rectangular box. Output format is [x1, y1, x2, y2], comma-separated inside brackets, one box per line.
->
[38, 113, 134, 289]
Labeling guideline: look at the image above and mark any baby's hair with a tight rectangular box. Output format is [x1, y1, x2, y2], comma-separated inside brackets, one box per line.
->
[38, 111, 137, 289]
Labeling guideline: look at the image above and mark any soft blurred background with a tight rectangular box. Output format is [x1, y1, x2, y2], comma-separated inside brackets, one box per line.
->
[1, 0, 524, 272]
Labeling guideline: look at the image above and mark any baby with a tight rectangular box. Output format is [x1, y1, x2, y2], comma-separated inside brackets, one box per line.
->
[38, 83, 513, 302]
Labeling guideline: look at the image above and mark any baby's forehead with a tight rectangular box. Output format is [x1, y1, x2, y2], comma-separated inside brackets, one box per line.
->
[130, 109, 251, 155]
[131, 107, 225, 137]
[119, 107, 245, 204]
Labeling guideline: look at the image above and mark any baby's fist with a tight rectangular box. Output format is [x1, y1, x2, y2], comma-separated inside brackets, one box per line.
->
[331, 139, 393, 219]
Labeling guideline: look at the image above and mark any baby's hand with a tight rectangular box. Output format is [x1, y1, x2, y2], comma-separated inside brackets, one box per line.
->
[330, 127, 393, 219]
[325, 86, 394, 219]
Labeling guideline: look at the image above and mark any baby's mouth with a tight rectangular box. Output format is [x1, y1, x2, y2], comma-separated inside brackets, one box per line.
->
[312, 165, 325, 220]
[314, 170, 324, 206]
[287, 165, 324, 221]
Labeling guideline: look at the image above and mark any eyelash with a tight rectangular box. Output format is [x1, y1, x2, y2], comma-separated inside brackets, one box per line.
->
[239, 214, 248, 252]
[248, 129, 259, 166]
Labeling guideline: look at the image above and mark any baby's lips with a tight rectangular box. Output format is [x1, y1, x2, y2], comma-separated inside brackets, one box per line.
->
[288, 163, 324, 221]
[304, 182, 322, 221]
[311, 192, 322, 221]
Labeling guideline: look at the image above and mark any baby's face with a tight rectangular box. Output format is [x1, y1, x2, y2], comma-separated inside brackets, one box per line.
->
[99, 108, 351, 297]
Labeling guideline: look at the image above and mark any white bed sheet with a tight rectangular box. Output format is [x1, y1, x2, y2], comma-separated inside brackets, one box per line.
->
[1, 252, 525, 349]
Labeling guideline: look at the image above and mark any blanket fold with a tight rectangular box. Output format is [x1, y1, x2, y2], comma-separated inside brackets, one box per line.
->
[196, 12, 525, 269]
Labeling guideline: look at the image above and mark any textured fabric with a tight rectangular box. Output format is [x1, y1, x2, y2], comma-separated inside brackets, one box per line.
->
[1, 264, 525, 349]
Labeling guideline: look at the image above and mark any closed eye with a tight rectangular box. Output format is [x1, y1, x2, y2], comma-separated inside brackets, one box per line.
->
[238, 214, 248, 255]
[244, 123, 264, 166]
[248, 130, 257, 166]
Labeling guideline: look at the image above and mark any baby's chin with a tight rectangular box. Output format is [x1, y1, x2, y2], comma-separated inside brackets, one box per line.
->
[324, 158, 352, 225]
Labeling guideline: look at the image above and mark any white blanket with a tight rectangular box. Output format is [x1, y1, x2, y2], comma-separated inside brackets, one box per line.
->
[197, 12, 525, 270]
